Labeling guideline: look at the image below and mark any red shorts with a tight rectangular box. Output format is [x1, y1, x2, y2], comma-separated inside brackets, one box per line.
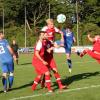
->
[32, 58, 49, 75]
[87, 50, 100, 63]
[45, 57, 57, 70]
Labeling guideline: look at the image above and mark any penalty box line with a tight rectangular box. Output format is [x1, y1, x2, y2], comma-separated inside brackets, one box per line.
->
[10, 84, 100, 100]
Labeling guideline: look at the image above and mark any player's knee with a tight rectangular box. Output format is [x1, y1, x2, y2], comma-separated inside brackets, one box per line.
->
[37, 75, 42, 79]
[52, 68, 58, 73]
[66, 53, 70, 58]
[9, 72, 14, 76]
[45, 71, 50, 75]
[2, 73, 7, 78]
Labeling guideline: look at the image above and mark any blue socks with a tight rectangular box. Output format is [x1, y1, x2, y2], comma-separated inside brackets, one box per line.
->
[2, 77, 7, 90]
[2, 75, 14, 91]
[8, 76, 14, 88]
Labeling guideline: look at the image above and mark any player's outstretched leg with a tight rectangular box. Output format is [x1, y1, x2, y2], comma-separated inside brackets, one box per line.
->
[77, 50, 87, 57]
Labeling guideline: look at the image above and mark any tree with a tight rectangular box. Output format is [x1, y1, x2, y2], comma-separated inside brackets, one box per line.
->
[0, 0, 3, 28]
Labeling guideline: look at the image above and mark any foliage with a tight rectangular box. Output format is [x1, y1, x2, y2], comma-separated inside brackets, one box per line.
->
[0, 0, 100, 46]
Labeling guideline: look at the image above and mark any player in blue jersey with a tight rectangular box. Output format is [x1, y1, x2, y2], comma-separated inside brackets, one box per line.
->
[62, 24, 76, 73]
[0, 32, 16, 92]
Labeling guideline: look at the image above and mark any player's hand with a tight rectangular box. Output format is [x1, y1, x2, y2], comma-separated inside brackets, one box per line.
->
[87, 34, 90, 38]
[13, 55, 17, 61]
[42, 61, 48, 65]
[47, 47, 54, 53]
[47, 48, 51, 53]
[74, 39, 76, 43]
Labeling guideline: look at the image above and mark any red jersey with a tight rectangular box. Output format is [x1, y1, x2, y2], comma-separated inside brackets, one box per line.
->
[33, 40, 46, 61]
[32, 40, 50, 75]
[32, 39, 56, 70]
[32, 39, 53, 62]
[44, 40, 54, 58]
[93, 38, 100, 52]
[41, 26, 62, 41]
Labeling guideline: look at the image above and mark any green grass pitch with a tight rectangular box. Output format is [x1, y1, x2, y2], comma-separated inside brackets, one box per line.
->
[0, 53, 100, 100]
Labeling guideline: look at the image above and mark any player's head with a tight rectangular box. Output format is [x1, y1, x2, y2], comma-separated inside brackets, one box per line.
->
[39, 31, 48, 40]
[64, 23, 72, 30]
[0, 31, 4, 39]
[46, 19, 54, 29]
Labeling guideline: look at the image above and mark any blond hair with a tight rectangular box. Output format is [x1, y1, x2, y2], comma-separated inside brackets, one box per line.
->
[46, 19, 54, 24]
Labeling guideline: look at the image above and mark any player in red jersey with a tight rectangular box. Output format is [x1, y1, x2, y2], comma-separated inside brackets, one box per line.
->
[77, 33, 100, 64]
[32, 31, 67, 92]
[44, 39, 67, 90]
[41, 18, 64, 42]
[32, 31, 53, 92]
[41, 19, 64, 74]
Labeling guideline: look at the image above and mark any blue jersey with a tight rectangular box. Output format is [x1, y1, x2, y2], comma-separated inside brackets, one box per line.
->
[62, 29, 74, 53]
[62, 29, 74, 47]
[0, 39, 13, 64]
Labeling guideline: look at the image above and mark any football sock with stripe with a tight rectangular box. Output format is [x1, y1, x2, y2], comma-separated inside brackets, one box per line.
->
[8, 76, 14, 88]
[32, 76, 40, 90]
[45, 75, 52, 91]
[2, 77, 7, 91]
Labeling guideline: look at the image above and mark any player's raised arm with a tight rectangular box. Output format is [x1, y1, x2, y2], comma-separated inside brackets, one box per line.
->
[87, 34, 95, 42]
[7, 45, 16, 61]
[73, 37, 76, 43]
[54, 27, 64, 42]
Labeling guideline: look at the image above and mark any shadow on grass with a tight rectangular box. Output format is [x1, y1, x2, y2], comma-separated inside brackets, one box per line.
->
[1, 71, 100, 93]
[19, 62, 32, 65]
[11, 81, 33, 91]
[0, 81, 43, 94]
[0, 90, 3, 93]
[0, 81, 33, 94]
[53, 71, 100, 90]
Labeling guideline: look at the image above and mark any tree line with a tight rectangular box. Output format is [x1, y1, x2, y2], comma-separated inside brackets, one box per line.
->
[0, 0, 100, 46]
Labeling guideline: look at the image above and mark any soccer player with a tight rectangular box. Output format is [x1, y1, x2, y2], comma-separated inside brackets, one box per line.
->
[62, 24, 76, 73]
[77, 34, 100, 64]
[32, 31, 53, 92]
[40, 18, 66, 86]
[32, 31, 67, 92]
[41, 18, 64, 43]
[11, 39, 19, 65]
[0, 32, 16, 92]
[43, 37, 67, 90]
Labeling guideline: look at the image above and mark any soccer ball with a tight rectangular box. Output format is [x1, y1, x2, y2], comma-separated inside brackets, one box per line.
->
[57, 14, 66, 23]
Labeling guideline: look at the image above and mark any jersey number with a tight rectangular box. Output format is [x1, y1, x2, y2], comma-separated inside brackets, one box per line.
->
[0, 46, 5, 54]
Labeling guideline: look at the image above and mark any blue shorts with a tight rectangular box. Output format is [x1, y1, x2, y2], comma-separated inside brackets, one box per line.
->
[64, 45, 71, 54]
[0, 61, 14, 73]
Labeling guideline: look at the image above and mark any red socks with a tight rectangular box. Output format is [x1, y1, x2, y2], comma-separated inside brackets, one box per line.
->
[80, 50, 87, 57]
[45, 75, 52, 91]
[32, 77, 40, 91]
[54, 73, 63, 88]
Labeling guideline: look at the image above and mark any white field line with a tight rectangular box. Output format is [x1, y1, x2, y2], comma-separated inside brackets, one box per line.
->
[10, 84, 100, 100]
